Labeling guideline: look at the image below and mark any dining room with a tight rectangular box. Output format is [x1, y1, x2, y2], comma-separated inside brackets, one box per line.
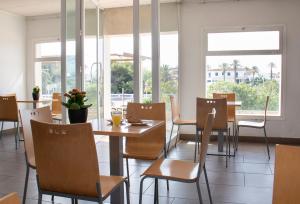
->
[0, 0, 300, 204]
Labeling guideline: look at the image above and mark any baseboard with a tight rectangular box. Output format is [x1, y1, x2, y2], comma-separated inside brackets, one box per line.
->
[180, 134, 300, 145]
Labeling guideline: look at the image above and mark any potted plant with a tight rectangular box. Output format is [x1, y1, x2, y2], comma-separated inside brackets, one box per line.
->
[32, 86, 40, 101]
[62, 88, 92, 124]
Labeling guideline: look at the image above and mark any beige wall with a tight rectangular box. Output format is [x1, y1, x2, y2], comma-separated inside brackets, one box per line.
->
[179, 0, 300, 138]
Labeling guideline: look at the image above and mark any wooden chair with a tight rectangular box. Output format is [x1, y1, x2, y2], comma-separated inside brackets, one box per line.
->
[236, 96, 270, 159]
[139, 113, 215, 204]
[213, 93, 236, 155]
[167, 95, 196, 153]
[273, 145, 300, 204]
[51, 93, 62, 122]
[0, 193, 20, 204]
[125, 103, 167, 187]
[196, 98, 230, 167]
[0, 95, 20, 149]
[19, 106, 53, 204]
[30, 120, 130, 204]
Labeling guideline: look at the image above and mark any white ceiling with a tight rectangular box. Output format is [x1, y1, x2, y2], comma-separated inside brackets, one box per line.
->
[0, 0, 180, 17]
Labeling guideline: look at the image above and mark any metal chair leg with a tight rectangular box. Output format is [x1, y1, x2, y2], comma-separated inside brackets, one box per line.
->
[174, 125, 180, 148]
[196, 181, 204, 204]
[0, 121, 3, 139]
[51, 195, 54, 202]
[204, 165, 213, 204]
[225, 130, 229, 168]
[154, 178, 159, 204]
[194, 130, 199, 162]
[263, 127, 270, 160]
[22, 165, 30, 204]
[166, 124, 174, 153]
[166, 180, 169, 191]
[236, 126, 240, 151]
[126, 158, 130, 186]
[139, 177, 146, 204]
[125, 180, 130, 204]
[37, 193, 42, 204]
[14, 122, 19, 149]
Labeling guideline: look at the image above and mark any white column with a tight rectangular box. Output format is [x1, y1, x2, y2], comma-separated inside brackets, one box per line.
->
[152, 0, 160, 103]
[133, 0, 140, 102]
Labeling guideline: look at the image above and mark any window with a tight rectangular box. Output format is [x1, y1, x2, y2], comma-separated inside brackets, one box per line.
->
[215, 72, 218, 76]
[205, 27, 283, 116]
[35, 42, 61, 98]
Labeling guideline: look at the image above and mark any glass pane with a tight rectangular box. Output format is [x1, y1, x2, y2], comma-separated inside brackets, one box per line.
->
[208, 31, 280, 51]
[141, 33, 152, 103]
[35, 61, 61, 97]
[110, 35, 134, 117]
[66, 0, 76, 91]
[206, 55, 281, 116]
[84, 1, 99, 120]
[36, 42, 61, 58]
[140, 4, 152, 103]
[160, 32, 179, 121]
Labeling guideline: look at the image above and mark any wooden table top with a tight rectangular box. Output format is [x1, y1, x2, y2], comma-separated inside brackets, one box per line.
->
[227, 101, 242, 107]
[91, 119, 165, 137]
[16, 99, 52, 103]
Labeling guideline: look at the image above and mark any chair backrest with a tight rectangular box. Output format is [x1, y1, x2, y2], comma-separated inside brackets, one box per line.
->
[0, 193, 20, 204]
[31, 120, 100, 197]
[126, 103, 166, 158]
[264, 96, 270, 124]
[272, 145, 300, 204]
[19, 106, 52, 167]
[196, 98, 227, 131]
[198, 113, 214, 176]
[213, 93, 235, 122]
[0, 95, 18, 122]
[170, 95, 180, 122]
[52, 93, 62, 115]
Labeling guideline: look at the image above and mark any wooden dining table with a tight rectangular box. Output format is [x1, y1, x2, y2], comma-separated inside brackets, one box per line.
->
[91, 119, 165, 204]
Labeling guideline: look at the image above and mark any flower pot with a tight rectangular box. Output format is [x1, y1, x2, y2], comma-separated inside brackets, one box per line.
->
[68, 108, 88, 124]
[32, 93, 40, 101]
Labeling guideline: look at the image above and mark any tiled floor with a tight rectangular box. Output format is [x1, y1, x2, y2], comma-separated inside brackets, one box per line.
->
[0, 133, 274, 204]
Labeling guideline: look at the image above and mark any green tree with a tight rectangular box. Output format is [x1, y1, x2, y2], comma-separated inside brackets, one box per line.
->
[269, 62, 276, 80]
[231, 59, 241, 84]
[111, 61, 134, 94]
[220, 63, 229, 81]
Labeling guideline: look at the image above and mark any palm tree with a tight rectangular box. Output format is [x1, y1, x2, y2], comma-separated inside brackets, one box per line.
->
[269, 62, 276, 80]
[231, 60, 240, 83]
[220, 63, 229, 81]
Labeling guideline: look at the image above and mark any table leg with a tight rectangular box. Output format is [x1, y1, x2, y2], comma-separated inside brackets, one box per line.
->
[33, 103, 37, 109]
[109, 136, 124, 204]
[218, 131, 224, 152]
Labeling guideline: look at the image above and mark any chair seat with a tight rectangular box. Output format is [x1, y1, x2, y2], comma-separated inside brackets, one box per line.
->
[142, 158, 199, 181]
[238, 120, 265, 128]
[100, 175, 126, 199]
[0, 192, 20, 204]
[123, 145, 162, 160]
[174, 119, 196, 125]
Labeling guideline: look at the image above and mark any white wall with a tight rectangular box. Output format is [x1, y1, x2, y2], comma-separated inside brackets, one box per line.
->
[26, 15, 61, 98]
[0, 11, 26, 129]
[179, 0, 300, 138]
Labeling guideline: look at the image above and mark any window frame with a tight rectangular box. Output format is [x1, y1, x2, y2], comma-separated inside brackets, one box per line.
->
[202, 25, 286, 120]
[34, 39, 62, 98]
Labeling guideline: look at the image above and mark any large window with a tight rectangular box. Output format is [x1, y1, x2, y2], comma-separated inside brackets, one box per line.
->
[205, 27, 283, 116]
[35, 42, 61, 98]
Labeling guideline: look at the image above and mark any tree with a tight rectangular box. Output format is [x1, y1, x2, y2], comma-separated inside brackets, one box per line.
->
[231, 60, 240, 84]
[111, 62, 134, 94]
[269, 62, 276, 80]
[220, 63, 229, 81]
